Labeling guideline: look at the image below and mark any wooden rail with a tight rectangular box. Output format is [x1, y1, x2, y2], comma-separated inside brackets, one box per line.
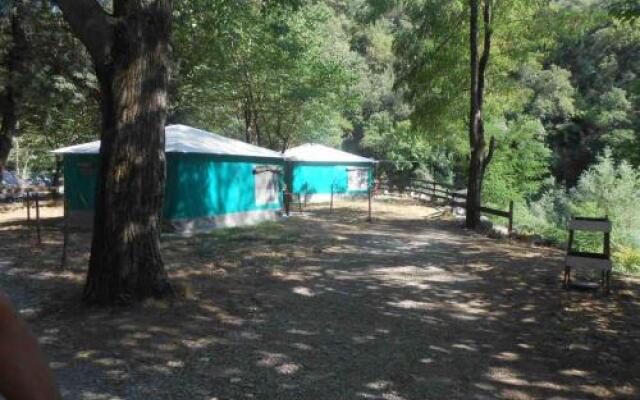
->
[377, 178, 514, 237]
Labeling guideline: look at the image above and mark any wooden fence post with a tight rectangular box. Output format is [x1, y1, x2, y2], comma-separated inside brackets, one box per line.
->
[35, 191, 41, 245]
[508, 200, 514, 238]
[25, 190, 32, 239]
[25, 190, 31, 237]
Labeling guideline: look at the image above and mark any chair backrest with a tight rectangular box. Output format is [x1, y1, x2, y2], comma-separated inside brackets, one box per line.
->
[568, 217, 611, 233]
[567, 216, 611, 258]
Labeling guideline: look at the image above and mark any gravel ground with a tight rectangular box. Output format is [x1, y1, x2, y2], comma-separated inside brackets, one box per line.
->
[1, 198, 639, 400]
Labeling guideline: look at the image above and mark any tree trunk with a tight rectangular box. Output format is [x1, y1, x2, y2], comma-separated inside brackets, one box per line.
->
[51, 157, 63, 188]
[465, 0, 494, 230]
[58, 0, 173, 304]
[0, 88, 16, 173]
[0, 120, 13, 174]
[0, 2, 27, 174]
[244, 103, 255, 144]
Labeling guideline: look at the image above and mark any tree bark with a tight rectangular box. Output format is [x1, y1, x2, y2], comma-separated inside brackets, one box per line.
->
[466, 0, 494, 230]
[0, 2, 27, 174]
[57, 0, 173, 304]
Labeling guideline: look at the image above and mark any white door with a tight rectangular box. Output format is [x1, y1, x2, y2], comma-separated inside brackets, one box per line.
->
[347, 168, 369, 191]
[255, 167, 280, 206]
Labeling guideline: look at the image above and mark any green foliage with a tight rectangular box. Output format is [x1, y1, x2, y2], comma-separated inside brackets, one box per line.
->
[538, 8, 640, 183]
[612, 246, 640, 275]
[518, 64, 576, 122]
[514, 182, 571, 241]
[516, 150, 640, 273]
[571, 150, 640, 248]
[608, 0, 640, 21]
[1, 2, 99, 178]
[393, 0, 469, 133]
[361, 117, 441, 172]
[172, 1, 360, 150]
[483, 117, 552, 207]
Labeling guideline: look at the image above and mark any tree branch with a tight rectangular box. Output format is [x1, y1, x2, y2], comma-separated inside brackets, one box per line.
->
[481, 135, 496, 175]
[56, 0, 114, 65]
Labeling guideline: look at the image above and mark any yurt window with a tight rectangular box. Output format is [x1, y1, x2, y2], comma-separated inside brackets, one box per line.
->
[347, 168, 368, 190]
[254, 166, 281, 205]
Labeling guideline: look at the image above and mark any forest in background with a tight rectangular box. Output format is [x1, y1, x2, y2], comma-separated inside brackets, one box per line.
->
[1, 0, 639, 272]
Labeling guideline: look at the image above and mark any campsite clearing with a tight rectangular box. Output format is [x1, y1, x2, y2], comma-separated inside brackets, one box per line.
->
[1, 199, 639, 400]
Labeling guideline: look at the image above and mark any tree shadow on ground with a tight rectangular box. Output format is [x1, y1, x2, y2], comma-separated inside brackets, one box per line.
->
[1, 200, 639, 399]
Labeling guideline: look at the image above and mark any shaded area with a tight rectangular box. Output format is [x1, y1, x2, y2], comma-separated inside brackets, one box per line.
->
[1, 199, 639, 399]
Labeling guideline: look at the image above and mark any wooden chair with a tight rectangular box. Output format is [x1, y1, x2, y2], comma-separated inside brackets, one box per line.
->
[563, 216, 612, 294]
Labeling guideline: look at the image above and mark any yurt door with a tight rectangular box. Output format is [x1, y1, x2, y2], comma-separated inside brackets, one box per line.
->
[254, 166, 281, 206]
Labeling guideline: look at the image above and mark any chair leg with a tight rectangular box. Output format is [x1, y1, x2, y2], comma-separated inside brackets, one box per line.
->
[563, 266, 571, 288]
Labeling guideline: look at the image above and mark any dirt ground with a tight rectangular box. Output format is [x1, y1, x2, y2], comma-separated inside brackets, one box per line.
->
[1, 198, 639, 400]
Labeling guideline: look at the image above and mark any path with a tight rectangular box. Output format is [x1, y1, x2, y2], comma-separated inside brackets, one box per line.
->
[1, 199, 639, 399]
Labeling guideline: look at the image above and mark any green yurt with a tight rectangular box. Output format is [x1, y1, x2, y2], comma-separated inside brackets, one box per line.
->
[53, 124, 285, 234]
[284, 143, 376, 204]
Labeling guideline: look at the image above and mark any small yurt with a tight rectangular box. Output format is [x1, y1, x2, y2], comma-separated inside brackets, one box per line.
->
[53, 124, 285, 234]
[284, 143, 376, 203]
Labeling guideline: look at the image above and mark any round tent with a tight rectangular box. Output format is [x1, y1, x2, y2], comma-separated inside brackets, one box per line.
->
[284, 143, 376, 204]
[53, 124, 286, 234]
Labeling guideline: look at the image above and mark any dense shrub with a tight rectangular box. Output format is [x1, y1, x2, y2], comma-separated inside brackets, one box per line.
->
[515, 150, 640, 273]
[483, 118, 551, 208]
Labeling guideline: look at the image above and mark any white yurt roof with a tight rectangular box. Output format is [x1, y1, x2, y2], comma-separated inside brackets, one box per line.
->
[52, 124, 284, 159]
[284, 143, 375, 163]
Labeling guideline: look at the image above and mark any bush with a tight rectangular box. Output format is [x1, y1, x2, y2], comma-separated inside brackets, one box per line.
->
[613, 246, 640, 275]
[483, 117, 551, 208]
[571, 150, 640, 250]
[514, 150, 640, 273]
[512, 179, 567, 238]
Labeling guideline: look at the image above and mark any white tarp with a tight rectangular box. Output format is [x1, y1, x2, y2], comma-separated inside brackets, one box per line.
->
[284, 143, 375, 163]
[52, 124, 284, 159]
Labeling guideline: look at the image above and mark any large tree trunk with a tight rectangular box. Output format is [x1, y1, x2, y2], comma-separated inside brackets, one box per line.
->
[466, 0, 495, 230]
[58, 0, 173, 304]
[0, 102, 14, 172]
[0, 88, 17, 173]
[0, 2, 27, 173]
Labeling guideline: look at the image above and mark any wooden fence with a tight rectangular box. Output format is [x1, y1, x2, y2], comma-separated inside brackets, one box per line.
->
[378, 178, 514, 237]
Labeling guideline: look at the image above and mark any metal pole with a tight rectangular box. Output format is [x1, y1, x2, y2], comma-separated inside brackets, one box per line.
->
[35, 192, 41, 245]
